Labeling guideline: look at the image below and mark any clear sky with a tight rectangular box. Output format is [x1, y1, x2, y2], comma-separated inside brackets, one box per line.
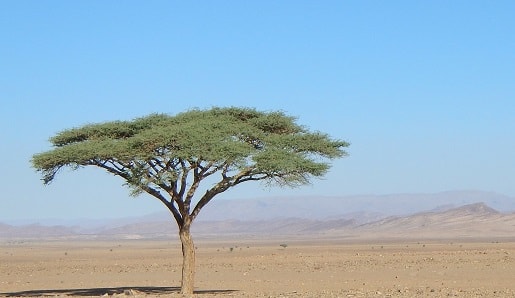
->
[1, 1, 514, 221]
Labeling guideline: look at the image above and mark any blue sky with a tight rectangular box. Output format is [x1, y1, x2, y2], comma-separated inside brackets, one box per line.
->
[1, 1, 514, 221]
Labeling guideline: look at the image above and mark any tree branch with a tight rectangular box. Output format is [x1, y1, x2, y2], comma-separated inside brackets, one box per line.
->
[141, 185, 183, 226]
[89, 159, 184, 226]
[190, 179, 230, 222]
[146, 159, 160, 178]
[190, 167, 254, 221]
[92, 159, 130, 179]
[184, 166, 202, 212]
[178, 160, 189, 198]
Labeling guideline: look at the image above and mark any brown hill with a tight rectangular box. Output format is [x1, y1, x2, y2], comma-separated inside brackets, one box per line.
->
[73, 203, 515, 240]
[0, 223, 76, 239]
[343, 203, 515, 239]
[1, 203, 514, 241]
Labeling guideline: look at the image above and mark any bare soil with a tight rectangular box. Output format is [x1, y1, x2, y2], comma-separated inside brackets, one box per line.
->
[1, 238, 514, 297]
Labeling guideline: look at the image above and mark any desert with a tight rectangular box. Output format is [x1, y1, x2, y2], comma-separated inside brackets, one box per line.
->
[1, 238, 515, 297]
[4, 1, 515, 296]
[2, 198, 515, 297]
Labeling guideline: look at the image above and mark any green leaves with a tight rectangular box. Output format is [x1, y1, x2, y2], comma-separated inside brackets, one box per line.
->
[32, 107, 349, 216]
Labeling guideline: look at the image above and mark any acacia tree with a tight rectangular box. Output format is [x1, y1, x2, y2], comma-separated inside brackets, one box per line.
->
[32, 107, 349, 294]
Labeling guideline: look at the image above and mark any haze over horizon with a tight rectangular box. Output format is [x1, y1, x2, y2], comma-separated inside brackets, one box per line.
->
[4, 191, 514, 226]
[1, 2, 514, 221]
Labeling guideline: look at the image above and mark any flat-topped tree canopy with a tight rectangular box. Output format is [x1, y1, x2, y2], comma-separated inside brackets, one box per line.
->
[32, 106, 349, 294]
[32, 107, 348, 221]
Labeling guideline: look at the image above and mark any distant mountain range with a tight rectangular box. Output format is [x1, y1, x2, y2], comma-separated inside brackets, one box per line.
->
[197, 190, 515, 221]
[1, 190, 515, 241]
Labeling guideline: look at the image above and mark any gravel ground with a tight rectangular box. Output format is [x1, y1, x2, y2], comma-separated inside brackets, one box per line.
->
[2, 240, 514, 298]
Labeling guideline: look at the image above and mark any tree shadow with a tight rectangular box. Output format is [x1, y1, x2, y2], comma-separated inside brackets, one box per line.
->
[1, 286, 237, 297]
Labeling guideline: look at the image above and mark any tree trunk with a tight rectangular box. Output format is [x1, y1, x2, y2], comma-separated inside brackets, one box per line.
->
[179, 224, 195, 295]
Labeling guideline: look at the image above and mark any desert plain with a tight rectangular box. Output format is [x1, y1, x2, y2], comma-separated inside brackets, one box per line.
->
[1, 237, 515, 297]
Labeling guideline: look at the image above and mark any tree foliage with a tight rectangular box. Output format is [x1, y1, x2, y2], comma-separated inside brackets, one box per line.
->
[32, 107, 349, 225]
[32, 107, 349, 294]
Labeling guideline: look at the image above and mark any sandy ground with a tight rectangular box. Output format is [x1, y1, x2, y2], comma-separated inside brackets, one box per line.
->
[1, 238, 514, 297]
